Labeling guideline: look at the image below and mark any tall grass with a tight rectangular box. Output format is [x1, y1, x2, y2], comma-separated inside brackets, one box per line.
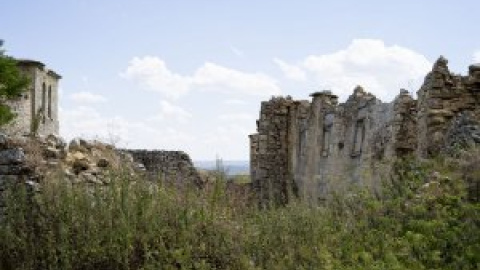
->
[0, 156, 479, 269]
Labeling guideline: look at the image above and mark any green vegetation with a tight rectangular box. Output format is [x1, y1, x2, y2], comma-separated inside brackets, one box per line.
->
[230, 174, 251, 185]
[0, 153, 479, 269]
[0, 40, 28, 126]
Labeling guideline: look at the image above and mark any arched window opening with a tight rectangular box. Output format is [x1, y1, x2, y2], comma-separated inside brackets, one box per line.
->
[48, 86, 52, 118]
[322, 127, 331, 157]
[351, 119, 365, 157]
[321, 114, 334, 157]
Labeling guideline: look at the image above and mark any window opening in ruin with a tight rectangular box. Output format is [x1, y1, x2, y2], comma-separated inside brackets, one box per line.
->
[42, 83, 46, 124]
[352, 119, 365, 157]
[322, 113, 334, 157]
[48, 86, 52, 118]
[299, 129, 306, 160]
[322, 127, 331, 157]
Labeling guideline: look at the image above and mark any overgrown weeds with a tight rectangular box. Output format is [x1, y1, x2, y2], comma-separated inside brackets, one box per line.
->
[0, 154, 479, 269]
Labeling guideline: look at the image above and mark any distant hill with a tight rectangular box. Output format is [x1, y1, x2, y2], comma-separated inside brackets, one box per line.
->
[194, 160, 249, 176]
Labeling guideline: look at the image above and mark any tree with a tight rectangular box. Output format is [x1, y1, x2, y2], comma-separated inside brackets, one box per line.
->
[0, 40, 29, 126]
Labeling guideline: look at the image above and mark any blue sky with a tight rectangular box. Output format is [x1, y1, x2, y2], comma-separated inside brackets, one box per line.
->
[1, 0, 479, 160]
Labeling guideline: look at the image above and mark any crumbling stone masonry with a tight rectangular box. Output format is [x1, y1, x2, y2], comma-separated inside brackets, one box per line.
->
[0, 134, 38, 219]
[127, 150, 202, 186]
[417, 57, 480, 156]
[1, 59, 61, 137]
[0, 136, 204, 218]
[250, 57, 480, 204]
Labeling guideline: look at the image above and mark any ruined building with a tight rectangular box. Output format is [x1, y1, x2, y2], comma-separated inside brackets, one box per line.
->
[2, 59, 61, 137]
[250, 57, 480, 204]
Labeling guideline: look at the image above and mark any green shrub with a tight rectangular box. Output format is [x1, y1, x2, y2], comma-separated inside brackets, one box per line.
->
[0, 40, 29, 126]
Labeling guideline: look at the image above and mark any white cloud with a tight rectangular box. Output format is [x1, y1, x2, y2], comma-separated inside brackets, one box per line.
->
[273, 58, 307, 81]
[60, 104, 254, 159]
[122, 56, 191, 99]
[155, 100, 192, 123]
[192, 62, 281, 96]
[70, 91, 107, 104]
[123, 57, 281, 99]
[60, 106, 128, 144]
[60, 105, 195, 150]
[474, 51, 480, 63]
[276, 39, 432, 101]
[218, 113, 254, 121]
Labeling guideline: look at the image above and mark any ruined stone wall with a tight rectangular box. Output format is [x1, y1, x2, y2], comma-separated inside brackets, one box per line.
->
[417, 57, 480, 157]
[250, 97, 297, 205]
[0, 134, 37, 219]
[0, 133, 204, 218]
[2, 60, 60, 137]
[127, 150, 202, 186]
[251, 57, 480, 203]
[289, 87, 397, 201]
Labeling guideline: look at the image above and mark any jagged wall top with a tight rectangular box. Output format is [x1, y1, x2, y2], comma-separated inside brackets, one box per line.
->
[250, 56, 480, 204]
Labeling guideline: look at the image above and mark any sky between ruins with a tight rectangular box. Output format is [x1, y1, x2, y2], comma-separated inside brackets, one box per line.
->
[1, 0, 479, 160]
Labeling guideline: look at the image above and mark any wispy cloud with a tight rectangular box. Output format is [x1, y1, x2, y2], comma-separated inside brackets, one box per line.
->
[122, 56, 281, 99]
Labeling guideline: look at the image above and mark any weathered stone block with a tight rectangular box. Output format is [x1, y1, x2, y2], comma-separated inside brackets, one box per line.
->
[0, 148, 25, 165]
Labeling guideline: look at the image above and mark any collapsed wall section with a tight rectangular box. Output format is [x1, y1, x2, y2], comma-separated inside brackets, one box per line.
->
[127, 150, 202, 186]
